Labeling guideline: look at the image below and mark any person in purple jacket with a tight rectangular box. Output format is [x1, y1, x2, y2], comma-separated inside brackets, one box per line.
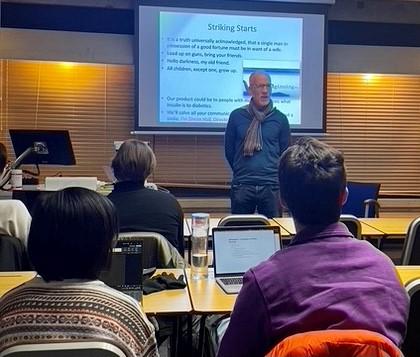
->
[217, 137, 409, 357]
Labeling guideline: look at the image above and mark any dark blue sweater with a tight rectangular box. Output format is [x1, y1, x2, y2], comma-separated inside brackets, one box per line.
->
[108, 181, 184, 255]
[224, 106, 290, 185]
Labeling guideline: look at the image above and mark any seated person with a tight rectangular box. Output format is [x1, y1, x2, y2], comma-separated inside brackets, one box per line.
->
[0, 143, 31, 244]
[217, 137, 409, 357]
[108, 139, 185, 256]
[0, 187, 158, 357]
[0, 199, 31, 244]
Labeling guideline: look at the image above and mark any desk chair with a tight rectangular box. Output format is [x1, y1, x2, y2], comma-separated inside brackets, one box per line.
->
[340, 215, 362, 240]
[218, 214, 270, 227]
[400, 217, 420, 265]
[0, 341, 126, 357]
[402, 278, 420, 357]
[118, 232, 185, 273]
[342, 181, 381, 218]
[0, 234, 31, 271]
[266, 329, 402, 357]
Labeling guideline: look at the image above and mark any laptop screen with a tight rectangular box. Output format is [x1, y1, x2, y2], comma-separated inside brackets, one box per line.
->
[100, 239, 143, 291]
[213, 226, 281, 276]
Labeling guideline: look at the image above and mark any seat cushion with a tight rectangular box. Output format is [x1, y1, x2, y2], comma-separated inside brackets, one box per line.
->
[266, 329, 402, 357]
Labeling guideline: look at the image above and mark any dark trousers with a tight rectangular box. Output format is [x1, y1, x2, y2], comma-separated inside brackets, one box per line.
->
[230, 184, 282, 218]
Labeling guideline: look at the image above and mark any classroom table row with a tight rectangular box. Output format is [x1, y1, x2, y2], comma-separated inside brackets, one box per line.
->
[273, 217, 414, 238]
[0, 270, 193, 316]
[2, 265, 420, 316]
[184, 216, 416, 240]
[1, 266, 420, 356]
[184, 216, 291, 237]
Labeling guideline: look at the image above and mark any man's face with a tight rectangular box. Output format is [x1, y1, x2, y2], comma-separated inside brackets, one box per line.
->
[249, 74, 272, 109]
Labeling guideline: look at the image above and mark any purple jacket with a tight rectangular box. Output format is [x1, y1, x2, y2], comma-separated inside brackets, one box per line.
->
[218, 222, 409, 357]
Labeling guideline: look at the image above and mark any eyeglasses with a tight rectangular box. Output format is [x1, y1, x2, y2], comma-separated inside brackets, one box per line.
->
[252, 83, 273, 90]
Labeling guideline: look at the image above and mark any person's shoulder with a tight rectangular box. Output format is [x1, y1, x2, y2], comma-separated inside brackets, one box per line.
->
[353, 238, 396, 262]
[46, 279, 146, 316]
[270, 108, 289, 122]
[348, 236, 384, 252]
[146, 188, 177, 200]
[230, 105, 249, 118]
[91, 280, 143, 308]
[337, 237, 400, 276]
[0, 199, 30, 216]
[144, 188, 181, 207]
[248, 251, 285, 281]
[107, 187, 125, 200]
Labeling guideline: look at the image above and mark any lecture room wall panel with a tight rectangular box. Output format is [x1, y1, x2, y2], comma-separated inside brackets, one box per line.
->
[1, 2, 420, 194]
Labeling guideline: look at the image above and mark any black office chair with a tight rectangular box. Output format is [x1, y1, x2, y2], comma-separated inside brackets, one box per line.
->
[218, 214, 270, 227]
[402, 278, 420, 357]
[0, 234, 31, 271]
[400, 217, 420, 265]
[339, 214, 362, 239]
[342, 181, 381, 218]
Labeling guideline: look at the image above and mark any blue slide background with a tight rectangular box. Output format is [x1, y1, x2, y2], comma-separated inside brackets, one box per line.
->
[159, 11, 302, 125]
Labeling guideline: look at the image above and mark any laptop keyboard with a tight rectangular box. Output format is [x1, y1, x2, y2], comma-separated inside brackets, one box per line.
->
[220, 277, 243, 286]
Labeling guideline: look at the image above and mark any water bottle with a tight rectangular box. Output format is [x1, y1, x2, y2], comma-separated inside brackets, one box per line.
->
[191, 213, 209, 280]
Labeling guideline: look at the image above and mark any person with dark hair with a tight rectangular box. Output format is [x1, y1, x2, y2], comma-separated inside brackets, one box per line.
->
[224, 71, 290, 218]
[108, 139, 185, 256]
[218, 138, 408, 357]
[0, 187, 158, 357]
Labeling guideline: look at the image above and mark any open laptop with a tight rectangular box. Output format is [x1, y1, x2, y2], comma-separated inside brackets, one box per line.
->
[213, 226, 282, 294]
[100, 239, 143, 302]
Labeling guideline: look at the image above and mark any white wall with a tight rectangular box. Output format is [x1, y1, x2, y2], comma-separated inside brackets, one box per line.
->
[328, 44, 420, 74]
[329, 0, 420, 24]
[0, 28, 133, 64]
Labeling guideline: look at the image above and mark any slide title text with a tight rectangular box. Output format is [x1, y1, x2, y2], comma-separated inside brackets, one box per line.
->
[208, 24, 257, 32]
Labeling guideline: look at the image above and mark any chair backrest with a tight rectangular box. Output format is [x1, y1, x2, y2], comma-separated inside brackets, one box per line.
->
[339, 214, 362, 239]
[218, 214, 270, 227]
[342, 181, 381, 218]
[402, 278, 420, 357]
[266, 329, 403, 357]
[0, 234, 31, 271]
[400, 217, 420, 265]
[118, 231, 185, 272]
[0, 341, 126, 357]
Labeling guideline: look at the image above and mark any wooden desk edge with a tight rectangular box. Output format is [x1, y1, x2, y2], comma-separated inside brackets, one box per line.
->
[272, 217, 296, 235]
[144, 309, 193, 316]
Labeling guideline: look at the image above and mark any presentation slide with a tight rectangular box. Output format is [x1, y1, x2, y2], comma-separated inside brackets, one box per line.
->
[136, 2, 326, 134]
[159, 12, 302, 125]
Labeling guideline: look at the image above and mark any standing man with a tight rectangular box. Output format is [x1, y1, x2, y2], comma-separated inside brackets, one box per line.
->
[225, 71, 290, 218]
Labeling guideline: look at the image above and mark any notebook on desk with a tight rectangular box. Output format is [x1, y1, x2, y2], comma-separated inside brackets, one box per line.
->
[100, 238, 143, 302]
[212, 226, 282, 294]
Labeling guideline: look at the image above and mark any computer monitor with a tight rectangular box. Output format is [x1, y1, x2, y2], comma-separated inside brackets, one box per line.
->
[9, 129, 76, 166]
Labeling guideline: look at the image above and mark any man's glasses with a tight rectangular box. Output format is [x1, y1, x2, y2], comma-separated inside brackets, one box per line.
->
[252, 83, 273, 90]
